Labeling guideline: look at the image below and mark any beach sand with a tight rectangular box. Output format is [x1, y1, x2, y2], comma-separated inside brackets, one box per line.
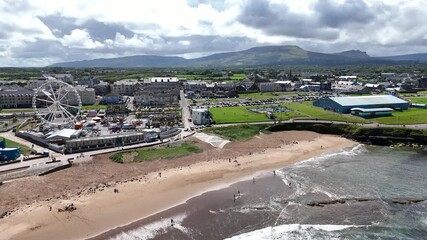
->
[0, 131, 357, 240]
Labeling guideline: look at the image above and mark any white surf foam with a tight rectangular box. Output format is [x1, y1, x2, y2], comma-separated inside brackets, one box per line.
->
[225, 224, 364, 240]
[110, 212, 189, 240]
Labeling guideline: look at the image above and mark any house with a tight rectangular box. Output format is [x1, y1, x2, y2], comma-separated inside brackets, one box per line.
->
[191, 108, 211, 125]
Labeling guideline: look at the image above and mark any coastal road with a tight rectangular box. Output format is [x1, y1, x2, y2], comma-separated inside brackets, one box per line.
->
[213, 119, 427, 130]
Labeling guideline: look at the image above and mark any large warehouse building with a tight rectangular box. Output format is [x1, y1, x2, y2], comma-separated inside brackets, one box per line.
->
[313, 95, 409, 113]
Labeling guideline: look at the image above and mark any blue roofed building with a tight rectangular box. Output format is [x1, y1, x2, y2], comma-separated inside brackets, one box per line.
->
[313, 95, 409, 114]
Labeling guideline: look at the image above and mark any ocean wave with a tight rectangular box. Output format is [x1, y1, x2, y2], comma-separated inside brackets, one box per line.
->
[225, 224, 365, 240]
[110, 213, 189, 240]
[286, 144, 367, 170]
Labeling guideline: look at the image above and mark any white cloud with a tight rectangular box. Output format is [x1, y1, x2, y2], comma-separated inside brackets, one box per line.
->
[1, 0, 427, 66]
[61, 29, 103, 48]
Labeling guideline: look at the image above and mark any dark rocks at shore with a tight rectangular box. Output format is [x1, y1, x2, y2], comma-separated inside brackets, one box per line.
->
[305, 197, 426, 207]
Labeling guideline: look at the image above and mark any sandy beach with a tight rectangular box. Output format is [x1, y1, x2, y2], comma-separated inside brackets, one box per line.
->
[0, 131, 357, 240]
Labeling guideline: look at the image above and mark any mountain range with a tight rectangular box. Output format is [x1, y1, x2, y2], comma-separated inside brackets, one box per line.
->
[49, 45, 427, 68]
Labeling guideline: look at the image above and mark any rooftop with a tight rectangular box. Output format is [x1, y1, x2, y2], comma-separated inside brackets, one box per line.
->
[330, 95, 408, 106]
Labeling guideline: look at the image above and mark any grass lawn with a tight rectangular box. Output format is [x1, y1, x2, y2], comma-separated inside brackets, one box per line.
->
[209, 102, 369, 124]
[407, 97, 427, 105]
[110, 143, 202, 163]
[283, 102, 370, 123]
[2, 138, 36, 155]
[374, 108, 427, 125]
[209, 106, 272, 124]
[81, 104, 107, 110]
[204, 124, 270, 141]
[229, 74, 247, 80]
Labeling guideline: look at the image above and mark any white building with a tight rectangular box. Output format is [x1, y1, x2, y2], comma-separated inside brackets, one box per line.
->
[191, 108, 211, 125]
[75, 86, 96, 105]
[112, 79, 139, 96]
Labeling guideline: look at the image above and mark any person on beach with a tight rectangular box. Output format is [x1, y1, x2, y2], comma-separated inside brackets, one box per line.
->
[273, 170, 276, 175]
[238, 190, 241, 196]
[159, 172, 162, 177]
[321, 145, 323, 149]
[289, 182, 292, 188]
[253, 177, 255, 184]
[171, 219, 174, 226]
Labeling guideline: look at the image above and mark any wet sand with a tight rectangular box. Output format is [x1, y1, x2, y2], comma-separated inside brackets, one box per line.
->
[0, 132, 357, 240]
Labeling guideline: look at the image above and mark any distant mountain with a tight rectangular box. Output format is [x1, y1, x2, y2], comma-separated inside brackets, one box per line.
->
[379, 53, 427, 62]
[50, 55, 187, 68]
[334, 50, 370, 59]
[50, 45, 422, 68]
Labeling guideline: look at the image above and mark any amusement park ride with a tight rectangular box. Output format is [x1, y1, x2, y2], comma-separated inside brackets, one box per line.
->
[32, 79, 81, 128]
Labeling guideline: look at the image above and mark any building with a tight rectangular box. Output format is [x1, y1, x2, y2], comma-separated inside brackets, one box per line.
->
[100, 95, 121, 105]
[112, 79, 139, 96]
[313, 95, 409, 113]
[75, 86, 96, 105]
[350, 108, 393, 118]
[191, 108, 211, 125]
[134, 77, 180, 107]
[77, 77, 100, 88]
[0, 86, 34, 108]
[45, 74, 74, 85]
[419, 76, 427, 89]
[94, 81, 111, 96]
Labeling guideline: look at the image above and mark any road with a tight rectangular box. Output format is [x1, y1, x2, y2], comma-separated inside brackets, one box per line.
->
[214, 119, 427, 129]
[180, 90, 195, 130]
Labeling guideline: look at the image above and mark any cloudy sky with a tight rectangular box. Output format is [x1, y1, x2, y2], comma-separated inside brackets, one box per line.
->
[1, 0, 427, 66]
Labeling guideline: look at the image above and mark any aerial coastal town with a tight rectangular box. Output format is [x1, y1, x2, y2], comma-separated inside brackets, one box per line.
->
[1, 70, 426, 179]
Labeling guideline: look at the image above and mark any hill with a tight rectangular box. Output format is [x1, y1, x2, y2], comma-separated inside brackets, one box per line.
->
[50, 45, 406, 68]
[379, 53, 427, 62]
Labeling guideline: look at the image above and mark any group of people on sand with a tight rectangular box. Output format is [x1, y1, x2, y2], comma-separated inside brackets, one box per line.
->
[113, 188, 119, 193]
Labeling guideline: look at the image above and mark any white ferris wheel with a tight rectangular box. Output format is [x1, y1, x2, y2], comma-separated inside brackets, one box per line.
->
[32, 79, 81, 125]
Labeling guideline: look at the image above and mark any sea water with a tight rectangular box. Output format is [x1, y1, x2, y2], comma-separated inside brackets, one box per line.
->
[107, 145, 427, 240]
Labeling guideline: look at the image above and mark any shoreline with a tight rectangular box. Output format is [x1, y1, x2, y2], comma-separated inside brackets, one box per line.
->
[0, 133, 357, 240]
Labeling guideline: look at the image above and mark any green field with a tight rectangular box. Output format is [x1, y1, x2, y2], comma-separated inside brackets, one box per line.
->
[408, 97, 427, 105]
[1, 138, 36, 155]
[209, 102, 369, 124]
[283, 102, 369, 123]
[110, 143, 202, 163]
[373, 108, 427, 125]
[209, 106, 272, 124]
[204, 124, 270, 141]
[81, 104, 107, 110]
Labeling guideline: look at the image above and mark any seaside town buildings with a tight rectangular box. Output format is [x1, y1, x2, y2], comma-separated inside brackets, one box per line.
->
[134, 77, 180, 107]
[0, 86, 34, 108]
